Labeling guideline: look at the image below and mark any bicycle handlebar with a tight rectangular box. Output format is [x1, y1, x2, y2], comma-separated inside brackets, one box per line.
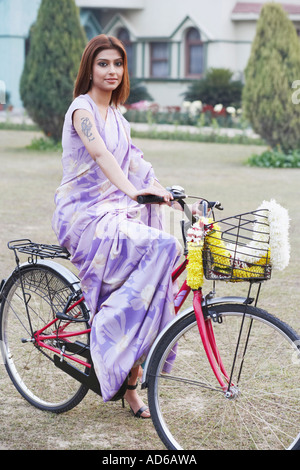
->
[137, 186, 223, 220]
[137, 194, 165, 204]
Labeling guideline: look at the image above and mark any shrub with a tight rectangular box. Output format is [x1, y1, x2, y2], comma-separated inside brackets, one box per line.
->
[242, 3, 300, 152]
[20, 0, 86, 142]
[247, 147, 300, 168]
[183, 68, 243, 108]
[25, 136, 62, 152]
[126, 78, 153, 104]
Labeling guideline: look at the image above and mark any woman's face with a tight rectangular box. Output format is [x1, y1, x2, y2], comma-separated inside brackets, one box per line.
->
[91, 48, 124, 94]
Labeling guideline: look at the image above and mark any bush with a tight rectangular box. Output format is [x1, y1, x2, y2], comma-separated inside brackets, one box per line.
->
[242, 3, 300, 152]
[126, 78, 153, 104]
[183, 68, 243, 108]
[25, 136, 62, 152]
[20, 0, 86, 142]
[247, 147, 300, 168]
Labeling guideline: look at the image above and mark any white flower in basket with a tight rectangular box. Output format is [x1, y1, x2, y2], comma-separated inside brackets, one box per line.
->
[220, 199, 290, 271]
[257, 199, 290, 270]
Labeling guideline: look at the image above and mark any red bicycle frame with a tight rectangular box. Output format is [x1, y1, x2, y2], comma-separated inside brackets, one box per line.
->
[33, 256, 232, 392]
[33, 316, 91, 369]
[172, 258, 232, 392]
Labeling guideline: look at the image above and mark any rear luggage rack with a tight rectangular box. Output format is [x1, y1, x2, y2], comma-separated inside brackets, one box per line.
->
[8, 239, 70, 262]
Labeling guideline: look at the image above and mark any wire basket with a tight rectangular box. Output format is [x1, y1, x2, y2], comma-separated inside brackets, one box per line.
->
[202, 210, 272, 282]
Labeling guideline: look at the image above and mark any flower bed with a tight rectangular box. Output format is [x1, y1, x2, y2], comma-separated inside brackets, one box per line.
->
[123, 100, 245, 129]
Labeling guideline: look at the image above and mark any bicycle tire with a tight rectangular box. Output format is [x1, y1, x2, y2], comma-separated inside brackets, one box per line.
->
[0, 263, 91, 413]
[147, 304, 300, 450]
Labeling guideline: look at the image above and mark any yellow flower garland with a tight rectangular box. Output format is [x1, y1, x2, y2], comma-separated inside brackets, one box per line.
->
[186, 218, 271, 289]
[186, 242, 205, 289]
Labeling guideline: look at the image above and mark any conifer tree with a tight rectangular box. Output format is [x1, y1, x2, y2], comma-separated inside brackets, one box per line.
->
[20, 0, 86, 141]
[242, 3, 300, 152]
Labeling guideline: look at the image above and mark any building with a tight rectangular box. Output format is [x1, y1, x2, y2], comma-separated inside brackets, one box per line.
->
[1, 0, 300, 109]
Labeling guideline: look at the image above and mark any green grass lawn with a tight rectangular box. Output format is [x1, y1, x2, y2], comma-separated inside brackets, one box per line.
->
[0, 129, 299, 450]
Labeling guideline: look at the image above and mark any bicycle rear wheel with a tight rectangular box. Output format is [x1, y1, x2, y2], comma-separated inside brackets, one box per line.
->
[147, 304, 300, 450]
[0, 263, 91, 413]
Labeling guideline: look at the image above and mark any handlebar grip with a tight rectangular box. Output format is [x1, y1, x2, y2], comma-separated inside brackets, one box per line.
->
[214, 201, 224, 211]
[200, 201, 223, 210]
[137, 195, 165, 204]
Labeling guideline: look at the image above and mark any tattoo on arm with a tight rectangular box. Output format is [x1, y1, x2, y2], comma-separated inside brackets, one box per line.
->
[81, 117, 95, 142]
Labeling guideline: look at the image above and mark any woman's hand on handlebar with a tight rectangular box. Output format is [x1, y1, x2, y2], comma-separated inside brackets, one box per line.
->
[132, 184, 173, 204]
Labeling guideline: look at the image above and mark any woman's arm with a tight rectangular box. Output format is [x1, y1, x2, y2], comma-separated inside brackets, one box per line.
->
[73, 109, 172, 203]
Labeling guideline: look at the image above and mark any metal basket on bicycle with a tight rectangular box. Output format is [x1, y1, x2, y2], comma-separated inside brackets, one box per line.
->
[202, 209, 272, 282]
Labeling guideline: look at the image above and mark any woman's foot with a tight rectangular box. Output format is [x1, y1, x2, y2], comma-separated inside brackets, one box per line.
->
[124, 365, 150, 419]
[124, 388, 151, 419]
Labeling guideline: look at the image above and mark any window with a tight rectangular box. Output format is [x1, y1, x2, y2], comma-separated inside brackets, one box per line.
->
[185, 28, 203, 77]
[117, 28, 134, 76]
[150, 42, 169, 78]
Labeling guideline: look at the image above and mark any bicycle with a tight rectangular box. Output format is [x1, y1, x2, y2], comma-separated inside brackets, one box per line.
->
[1, 186, 300, 450]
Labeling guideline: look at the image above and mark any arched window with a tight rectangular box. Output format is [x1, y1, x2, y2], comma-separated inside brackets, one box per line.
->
[117, 27, 134, 76]
[150, 42, 169, 78]
[185, 28, 203, 77]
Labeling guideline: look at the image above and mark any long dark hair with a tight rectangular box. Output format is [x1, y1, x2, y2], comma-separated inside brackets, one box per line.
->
[73, 34, 130, 105]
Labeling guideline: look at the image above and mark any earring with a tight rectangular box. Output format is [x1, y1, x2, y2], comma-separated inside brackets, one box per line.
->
[90, 74, 92, 81]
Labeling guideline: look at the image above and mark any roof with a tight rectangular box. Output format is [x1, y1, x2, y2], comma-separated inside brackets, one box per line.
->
[232, 2, 300, 19]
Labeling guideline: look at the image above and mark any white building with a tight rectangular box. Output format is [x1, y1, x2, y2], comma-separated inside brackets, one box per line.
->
[1, 0, 300, 108]
[96, 0, 300, 105]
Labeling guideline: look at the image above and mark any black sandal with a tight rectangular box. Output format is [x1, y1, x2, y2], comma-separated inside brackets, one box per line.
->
[130, 405, 150, 419]
[123, 382, 151, 419]
[127, 383, 139, 391]
[121, 382, 138, 408]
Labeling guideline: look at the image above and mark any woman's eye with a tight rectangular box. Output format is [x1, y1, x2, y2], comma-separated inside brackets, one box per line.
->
[97, 61, 123, 67]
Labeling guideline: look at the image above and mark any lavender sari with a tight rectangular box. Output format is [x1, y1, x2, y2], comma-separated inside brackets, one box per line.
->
[52, 94, 181, 401]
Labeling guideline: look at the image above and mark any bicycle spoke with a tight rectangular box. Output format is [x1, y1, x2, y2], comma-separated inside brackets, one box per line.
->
[155, 373, 224, 393]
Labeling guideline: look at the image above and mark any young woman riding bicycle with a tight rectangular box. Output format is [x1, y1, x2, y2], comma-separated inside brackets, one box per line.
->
[52, 34, 199, 419]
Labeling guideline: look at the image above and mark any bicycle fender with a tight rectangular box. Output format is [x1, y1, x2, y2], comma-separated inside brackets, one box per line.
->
[0, 279, 6, 301]
[141, 295, 248, 388]
[11, 260, 80, 286]
[0, 260, 83, 304]
[31, 260, 82, 289]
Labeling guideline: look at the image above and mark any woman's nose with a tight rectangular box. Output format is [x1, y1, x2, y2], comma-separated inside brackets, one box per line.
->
[108, 64, 117, 74]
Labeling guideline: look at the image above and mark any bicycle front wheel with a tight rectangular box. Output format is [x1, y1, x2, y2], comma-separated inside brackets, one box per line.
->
[0, 264, 91, 413]
[147, 304, 300, 450]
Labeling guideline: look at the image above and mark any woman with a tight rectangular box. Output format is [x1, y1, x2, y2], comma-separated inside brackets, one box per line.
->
[52, 35, 183, 419]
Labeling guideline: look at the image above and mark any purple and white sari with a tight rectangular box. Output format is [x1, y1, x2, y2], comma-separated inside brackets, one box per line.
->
[52, 94, 181, 401]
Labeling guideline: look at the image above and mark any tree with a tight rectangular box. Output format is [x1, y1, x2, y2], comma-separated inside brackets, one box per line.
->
[242, 3, 300, 152]
[182, 68, 243, 108]
[20, 0, 86, 141]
